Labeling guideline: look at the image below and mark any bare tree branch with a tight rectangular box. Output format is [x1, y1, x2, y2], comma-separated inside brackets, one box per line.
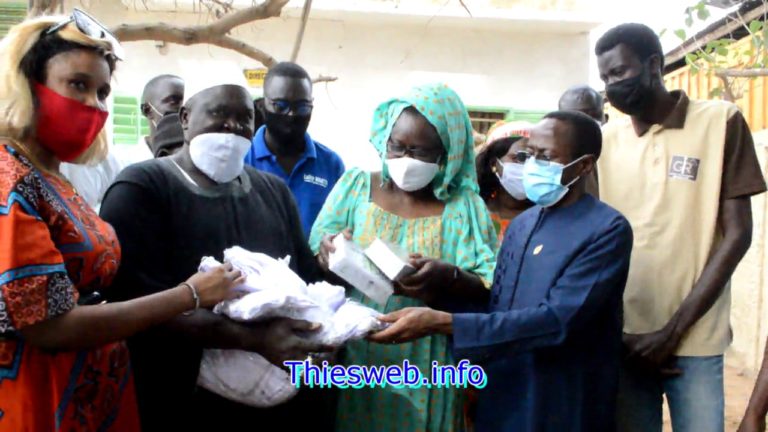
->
[110, 0, 291, 67]
[214, 35, 279, 66]
[111, 22, 280, 67]
[112, 22, 205, 45]
[208, 0, 288, 35]
[458, 0, 472, 17]
[717, 75, 737, 101]
[312, 74, 337, 83]
[290, 0, 313, 62]
[716, 68, 768, 77]
[209, 0, 235, 14]
[29, 0, 338, 80]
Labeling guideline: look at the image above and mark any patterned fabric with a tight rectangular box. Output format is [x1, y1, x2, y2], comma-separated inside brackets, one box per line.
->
[371, 83, 479, 201]
[490, 212, 512, 245]
[309, 169, 497, 432]
[0, 144, 139, 432]
[484, 120, 532, 146]
[311, 84, 496, 432]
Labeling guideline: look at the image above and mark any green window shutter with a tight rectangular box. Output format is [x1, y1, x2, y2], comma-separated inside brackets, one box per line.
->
[0, 3, 27, 39]
[140, 116, 149, 136]
[505, 110, 548, 123]
[467, 107, 510, 135]
[466, 107, 548, 135]
[112, 95, 148, 145]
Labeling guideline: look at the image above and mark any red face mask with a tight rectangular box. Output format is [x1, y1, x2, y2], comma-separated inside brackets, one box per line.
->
[33, 82, 108, 162]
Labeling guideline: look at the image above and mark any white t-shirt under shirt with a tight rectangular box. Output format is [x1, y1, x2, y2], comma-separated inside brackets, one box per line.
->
[60, 139, 153, 212]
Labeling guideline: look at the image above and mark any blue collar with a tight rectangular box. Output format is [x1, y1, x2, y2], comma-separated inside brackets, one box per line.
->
[252, 125, 316, 160]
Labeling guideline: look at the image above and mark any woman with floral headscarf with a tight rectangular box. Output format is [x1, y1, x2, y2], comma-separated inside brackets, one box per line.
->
[310, 83, 497, 432]
[475, 121, 534, 245]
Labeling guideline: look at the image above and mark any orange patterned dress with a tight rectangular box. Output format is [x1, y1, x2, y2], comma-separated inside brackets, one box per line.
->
[490, 212, 512, 244]
[0, 144, 139, 431]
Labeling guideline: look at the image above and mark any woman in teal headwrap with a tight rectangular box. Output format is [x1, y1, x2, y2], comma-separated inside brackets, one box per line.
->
[309, 83, 497, 432]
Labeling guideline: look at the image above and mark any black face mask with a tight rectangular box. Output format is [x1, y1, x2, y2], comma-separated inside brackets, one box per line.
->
[150, 112, 185, 158]
[264, 111, 310, 145]
[605, 63, 654, 116]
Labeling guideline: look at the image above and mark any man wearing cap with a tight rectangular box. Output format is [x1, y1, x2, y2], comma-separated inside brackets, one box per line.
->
[100, 72, 332, 430]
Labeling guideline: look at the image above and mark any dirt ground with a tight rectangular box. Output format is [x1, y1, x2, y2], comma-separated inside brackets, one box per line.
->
[661, 365, 756, 431]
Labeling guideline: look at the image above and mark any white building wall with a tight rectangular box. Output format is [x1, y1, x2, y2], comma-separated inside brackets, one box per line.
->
[77, 0, 592, 169]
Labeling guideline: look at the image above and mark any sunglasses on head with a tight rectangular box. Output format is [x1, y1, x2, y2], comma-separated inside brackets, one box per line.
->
[46, 8, 125, 60]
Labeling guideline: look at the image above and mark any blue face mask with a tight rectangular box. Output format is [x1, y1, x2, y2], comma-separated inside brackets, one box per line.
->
[522, 156, 586, 207]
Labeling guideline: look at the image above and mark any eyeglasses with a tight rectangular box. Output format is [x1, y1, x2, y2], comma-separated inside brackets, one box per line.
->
[266, 98, 313, 116]
[387, 140, 442, 162]
[46, 8, 125, 60]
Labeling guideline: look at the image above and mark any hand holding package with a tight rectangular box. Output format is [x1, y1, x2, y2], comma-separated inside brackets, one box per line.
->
[197, 246, 386, 407]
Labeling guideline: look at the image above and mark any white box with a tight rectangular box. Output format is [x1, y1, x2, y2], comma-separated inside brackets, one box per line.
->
[364, 238, 417, 282]
[328, 236, 393, 306]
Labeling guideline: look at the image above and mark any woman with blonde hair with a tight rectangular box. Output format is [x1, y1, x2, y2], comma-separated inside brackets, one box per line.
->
[0, 11, 243, 431]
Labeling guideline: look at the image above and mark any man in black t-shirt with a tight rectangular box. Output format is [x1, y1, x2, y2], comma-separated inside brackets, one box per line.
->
[101, 77, 333, 431]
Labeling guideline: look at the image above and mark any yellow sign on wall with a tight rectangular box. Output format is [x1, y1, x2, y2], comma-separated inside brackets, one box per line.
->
[244, 68, 268, 88]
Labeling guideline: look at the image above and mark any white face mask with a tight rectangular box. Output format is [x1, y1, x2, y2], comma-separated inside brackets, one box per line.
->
[189, 132, 252, 183]
[495, 159, 527, 201]
[386, 157, 439, 192]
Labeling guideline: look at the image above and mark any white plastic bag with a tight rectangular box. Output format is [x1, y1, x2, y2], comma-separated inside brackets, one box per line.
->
[197, 349, 298, 408]
[197, 247, 386, 408]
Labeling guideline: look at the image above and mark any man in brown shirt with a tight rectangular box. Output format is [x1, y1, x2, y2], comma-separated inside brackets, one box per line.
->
[595, 23, 766, 432]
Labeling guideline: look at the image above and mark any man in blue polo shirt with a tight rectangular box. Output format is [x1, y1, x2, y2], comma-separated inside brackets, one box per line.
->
[245, 62, 345, 236]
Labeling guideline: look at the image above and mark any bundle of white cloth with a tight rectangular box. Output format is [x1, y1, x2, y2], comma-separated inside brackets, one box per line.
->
[196, 246, 386, 408]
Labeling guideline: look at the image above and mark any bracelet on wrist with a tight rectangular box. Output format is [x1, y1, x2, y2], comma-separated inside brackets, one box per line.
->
[180, 282, 200, 316]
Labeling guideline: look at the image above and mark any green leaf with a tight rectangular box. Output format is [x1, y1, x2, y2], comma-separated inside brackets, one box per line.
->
[716, 45, 728, 56]
[697, 6, 710, 21]
[750, 20, 764, 34]
[685, 15, 694, 27]
[745, 49, 755, 57]
[710, 87, 724, 98]
[675, 29, 687, 40]
[763, 24, 768, 49]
